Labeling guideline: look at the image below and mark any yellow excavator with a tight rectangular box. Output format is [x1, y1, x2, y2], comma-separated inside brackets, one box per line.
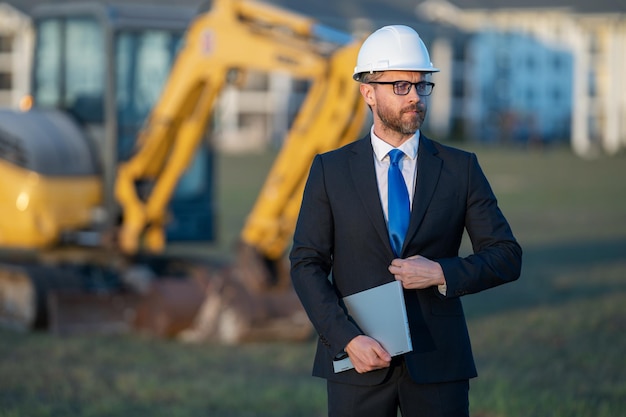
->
[0, 0, 367, 342]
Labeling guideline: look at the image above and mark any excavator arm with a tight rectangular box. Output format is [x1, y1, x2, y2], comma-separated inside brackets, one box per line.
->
[240, 43, 366, 260]
[115, 0, 366, 259]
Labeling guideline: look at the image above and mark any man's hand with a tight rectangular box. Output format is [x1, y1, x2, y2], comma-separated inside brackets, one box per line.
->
[345, 335, 391, 373]
[389, 255, 446, 289]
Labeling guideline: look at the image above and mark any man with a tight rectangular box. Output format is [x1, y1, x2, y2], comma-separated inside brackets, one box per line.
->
[290, 25, 522, 416]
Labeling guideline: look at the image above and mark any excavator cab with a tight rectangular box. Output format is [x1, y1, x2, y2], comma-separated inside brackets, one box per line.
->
[27, 2, 215, 244]
[0, 2, 216, 331]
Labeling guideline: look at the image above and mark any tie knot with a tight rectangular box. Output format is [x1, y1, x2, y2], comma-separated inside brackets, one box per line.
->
[388, 149, 405, 166]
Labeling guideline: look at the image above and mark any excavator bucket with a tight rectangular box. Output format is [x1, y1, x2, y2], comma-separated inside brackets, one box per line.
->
[131, 255, 312, 344]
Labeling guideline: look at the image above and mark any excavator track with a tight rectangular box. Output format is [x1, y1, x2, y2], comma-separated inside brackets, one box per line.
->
[0, 262, 90, 331]
[0, 264, 36, 331]
[0, 262, 137, 335]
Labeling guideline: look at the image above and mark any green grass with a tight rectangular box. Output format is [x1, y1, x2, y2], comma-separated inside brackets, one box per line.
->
[1, 144, 625, 416]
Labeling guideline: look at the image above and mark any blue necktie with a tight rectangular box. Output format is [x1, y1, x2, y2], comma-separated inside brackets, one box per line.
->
[387, 149, 410, 257]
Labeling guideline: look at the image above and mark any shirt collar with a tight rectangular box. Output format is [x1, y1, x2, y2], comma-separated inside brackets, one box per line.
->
[370, 126, 420, 162]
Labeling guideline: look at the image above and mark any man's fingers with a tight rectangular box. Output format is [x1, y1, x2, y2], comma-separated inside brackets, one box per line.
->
[347, 336, 392, 373]
[372, 344, 392, 362]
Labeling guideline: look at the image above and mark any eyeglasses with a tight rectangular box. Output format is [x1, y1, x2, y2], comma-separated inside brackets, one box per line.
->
[367, 80, 435, 96]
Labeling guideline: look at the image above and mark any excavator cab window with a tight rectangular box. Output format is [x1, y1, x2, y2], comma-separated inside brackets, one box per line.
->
[114, 29, 215, 242]
[115, 30, 183, 161]
[30, 6, 215, 243]
[32, 15, 186, 158]
[33, 16, 105, 124]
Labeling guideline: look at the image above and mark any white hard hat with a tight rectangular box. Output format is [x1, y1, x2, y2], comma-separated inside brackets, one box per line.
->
[353, 25, 439, 80]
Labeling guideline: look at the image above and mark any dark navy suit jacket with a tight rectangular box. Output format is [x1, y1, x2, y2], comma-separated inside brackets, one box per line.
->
[290, 134, 522, 386]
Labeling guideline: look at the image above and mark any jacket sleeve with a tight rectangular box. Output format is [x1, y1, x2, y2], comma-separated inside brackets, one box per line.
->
[437, 153, 522, 298]
[289, 155, 362, 356]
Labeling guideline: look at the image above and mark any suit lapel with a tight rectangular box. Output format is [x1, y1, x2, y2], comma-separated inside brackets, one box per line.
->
[403, 136, 442, 254]
[347, 135, 443, 258]
[348, 137, 394, 256]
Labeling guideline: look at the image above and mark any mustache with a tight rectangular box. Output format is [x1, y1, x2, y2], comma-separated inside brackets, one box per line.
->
[401, 103, 426, 113]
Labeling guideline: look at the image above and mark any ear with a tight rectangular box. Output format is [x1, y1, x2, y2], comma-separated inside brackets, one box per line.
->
[360, 83, 376, 106]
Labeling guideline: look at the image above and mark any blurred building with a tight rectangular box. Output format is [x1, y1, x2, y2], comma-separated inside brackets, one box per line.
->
[0, 0, 624, 156]
[0, 3, 33, 109]
[421, 0, 626, 156]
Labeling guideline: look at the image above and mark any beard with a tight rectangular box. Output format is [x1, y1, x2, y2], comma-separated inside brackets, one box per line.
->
[376, 103, 426, 136]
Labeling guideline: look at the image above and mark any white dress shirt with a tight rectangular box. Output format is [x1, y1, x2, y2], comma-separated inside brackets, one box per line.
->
[370, 127, 419, 223]
[370, 127, 447, 295]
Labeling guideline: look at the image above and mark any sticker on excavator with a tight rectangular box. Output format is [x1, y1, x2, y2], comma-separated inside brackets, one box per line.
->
[200, 30, 214, 55]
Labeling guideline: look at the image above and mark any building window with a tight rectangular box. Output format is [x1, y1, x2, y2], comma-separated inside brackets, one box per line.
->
[452, 41, 465, 61]
[0, 35, 13, 53]
[453, 78, 465, 98]
[0, 72, 12, 90]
